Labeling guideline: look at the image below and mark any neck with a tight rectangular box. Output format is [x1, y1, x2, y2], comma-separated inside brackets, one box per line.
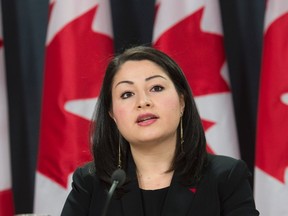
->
[130, 140, 176, 189]
[130, 139, 175, 172]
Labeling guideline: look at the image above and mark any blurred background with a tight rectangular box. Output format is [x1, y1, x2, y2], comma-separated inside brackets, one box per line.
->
[2, 0, 287, 215]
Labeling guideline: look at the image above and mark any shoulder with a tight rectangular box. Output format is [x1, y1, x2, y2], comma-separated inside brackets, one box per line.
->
[206, 154, 249, 174]
[204, 154, 251, 189]
[72, 162, 100, 191]
[193, 155, 259, 215]
[61, 162, 102, 215]
[74, 161, 96, 177]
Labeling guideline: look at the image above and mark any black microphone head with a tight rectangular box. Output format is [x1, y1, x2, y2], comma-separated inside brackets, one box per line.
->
[111, 169, 126, 187]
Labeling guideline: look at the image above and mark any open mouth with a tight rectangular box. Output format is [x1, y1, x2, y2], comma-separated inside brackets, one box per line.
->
[137, 116, 158, 123]
[136, 114, 159, 123]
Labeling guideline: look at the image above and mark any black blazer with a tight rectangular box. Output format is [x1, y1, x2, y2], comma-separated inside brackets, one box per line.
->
[61, 154, 259, 216]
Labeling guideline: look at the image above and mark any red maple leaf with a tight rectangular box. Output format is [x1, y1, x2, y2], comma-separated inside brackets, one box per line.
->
[38, 6, 113, 188]
[256, 13, 288, 183]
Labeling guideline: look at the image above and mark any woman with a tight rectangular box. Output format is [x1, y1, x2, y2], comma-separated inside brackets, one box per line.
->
[61, 46, 259, 216]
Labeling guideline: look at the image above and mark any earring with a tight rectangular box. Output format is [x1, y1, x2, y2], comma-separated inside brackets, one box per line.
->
[118, 134, 122, 169]
[179, 112, 184, 154]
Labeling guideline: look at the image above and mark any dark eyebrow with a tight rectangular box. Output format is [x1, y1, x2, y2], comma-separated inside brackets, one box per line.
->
[115, 80, 134, 88]
[145, 75, 167, 81]
[115, 75, 167, 88]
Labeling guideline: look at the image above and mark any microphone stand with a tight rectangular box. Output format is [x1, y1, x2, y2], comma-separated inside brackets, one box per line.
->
[101, 180, 120, 216]
[101, 169, 126, 216]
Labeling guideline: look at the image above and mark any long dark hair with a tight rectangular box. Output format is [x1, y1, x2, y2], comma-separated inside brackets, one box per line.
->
[91, 46, 207, 186]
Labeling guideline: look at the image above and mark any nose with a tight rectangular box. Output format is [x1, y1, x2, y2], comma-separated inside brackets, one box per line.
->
[137, 94, 152, 109]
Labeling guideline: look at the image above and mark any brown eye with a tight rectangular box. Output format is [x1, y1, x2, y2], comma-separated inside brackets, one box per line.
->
[121, 91, 134, 99]
[151, 85, 164, 92]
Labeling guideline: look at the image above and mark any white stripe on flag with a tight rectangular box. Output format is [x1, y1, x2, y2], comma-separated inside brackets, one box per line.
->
[0, 5, 14, 215]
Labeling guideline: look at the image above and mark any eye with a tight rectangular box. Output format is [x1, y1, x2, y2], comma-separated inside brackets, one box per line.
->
[151, 85, 164, 92]
[120, 91, 134, 99]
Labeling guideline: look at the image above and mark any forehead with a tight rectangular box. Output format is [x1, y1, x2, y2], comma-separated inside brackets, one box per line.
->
[113, 60, 169, 81]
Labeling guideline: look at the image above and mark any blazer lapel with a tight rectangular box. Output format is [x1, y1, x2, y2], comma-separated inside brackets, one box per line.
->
[121, 154, 144, 216]
[161, 172, 197, 216]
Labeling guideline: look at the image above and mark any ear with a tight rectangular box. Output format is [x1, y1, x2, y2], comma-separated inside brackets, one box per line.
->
[179, 94, 185, 113]
[109, 110, 117, 123]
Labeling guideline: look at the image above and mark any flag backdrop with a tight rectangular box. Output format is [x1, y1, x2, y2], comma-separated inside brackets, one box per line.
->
[255, 1, 288, 215]
[153, 0, 239, 158]
[0, 0, 266, 214]
[0, 6, 14, 216]
[34, 0, 113, 215]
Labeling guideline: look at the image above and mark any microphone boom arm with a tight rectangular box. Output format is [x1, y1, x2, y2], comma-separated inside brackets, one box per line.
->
[101, 180, 119, 216]
[101, 169, 126, 216]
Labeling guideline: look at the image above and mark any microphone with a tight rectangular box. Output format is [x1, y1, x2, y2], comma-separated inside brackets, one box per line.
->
[101, 169, 126, 216]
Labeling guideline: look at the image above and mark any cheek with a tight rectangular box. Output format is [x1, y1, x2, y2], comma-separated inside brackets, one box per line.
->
[112, 103, 129, 122]
[112, 104, 133, 138]
[160, 95, 182, 113]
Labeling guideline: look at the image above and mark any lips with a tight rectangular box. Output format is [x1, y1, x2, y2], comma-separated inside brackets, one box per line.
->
[136, 113, 159, 124]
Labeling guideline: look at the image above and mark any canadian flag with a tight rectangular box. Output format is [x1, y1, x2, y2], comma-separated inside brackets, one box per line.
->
[153, 0, 239, 158]
[255, 1, 288, 215]
[0, 6, 14, 216]
[34, 0, 113, 215]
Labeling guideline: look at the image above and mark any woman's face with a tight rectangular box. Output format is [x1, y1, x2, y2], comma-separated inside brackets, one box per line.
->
[110, 60, 185, 147]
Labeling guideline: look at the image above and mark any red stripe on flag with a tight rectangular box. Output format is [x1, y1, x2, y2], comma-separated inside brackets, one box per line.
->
[256, 12, 288, 183]
[0, 189, 14, 216]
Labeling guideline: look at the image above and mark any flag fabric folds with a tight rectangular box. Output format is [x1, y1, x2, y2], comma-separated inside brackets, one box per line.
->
[153, 0, 239, 158]
[255, 1, 288, 215]
[0, 6, 14, 216]
[34, 0, 113, 215]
